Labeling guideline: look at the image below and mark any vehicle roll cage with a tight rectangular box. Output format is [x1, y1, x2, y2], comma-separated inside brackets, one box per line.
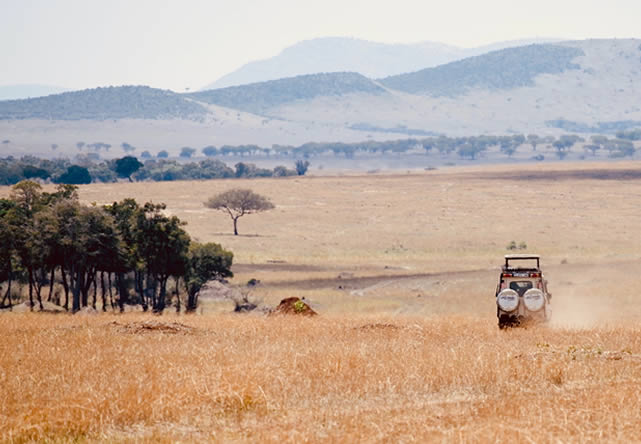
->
[503, 254, 540, 271]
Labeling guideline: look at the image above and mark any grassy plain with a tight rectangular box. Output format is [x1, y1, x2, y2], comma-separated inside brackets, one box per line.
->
[2, 161, 641, 442]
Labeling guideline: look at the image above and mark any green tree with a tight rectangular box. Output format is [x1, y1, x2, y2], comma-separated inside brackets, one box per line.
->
[114, 156, 143, 182]
[0, 199, 17, 308]
[584, 144, 600, 156]
[135, 203, 190, 312]
[56, 165, 92, 184]
[204, 188, 275, 235]
[157, 150, 169, 158]
[5, 181, 46, 309]
[180, 147, 196, 158]
[202, 146, 218, 157]
[185, 242, 233, 312]
[527, 134, 541, 151]
[295, 160, 310, 175]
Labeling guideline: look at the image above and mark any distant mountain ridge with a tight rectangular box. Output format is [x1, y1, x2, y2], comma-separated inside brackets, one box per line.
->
[203, 36, 561, 89]
[2, 39, 641, 148]
[379, 44, 584, 96]
[0, 85, 207, 120]
[189, 72, 384, 115]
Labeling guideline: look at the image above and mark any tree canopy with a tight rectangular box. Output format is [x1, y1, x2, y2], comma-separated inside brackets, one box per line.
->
[114, 156, 143, 181]
[204, 188, 275, 235]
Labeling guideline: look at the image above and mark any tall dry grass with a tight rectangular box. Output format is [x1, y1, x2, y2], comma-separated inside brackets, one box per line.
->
[3, 164, 641, 441]
[2, 313, 641, 442]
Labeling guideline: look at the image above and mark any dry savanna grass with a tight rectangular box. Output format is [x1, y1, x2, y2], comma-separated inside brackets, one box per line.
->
[2, 161, 641, 442]
[2, 314, 641, 442]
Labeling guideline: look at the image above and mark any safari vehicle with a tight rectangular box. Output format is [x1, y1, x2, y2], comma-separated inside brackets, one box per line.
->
[495, 254, 551, 328]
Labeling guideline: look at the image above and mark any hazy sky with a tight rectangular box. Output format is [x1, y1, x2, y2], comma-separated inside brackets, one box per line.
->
[2, 0, 641, 91]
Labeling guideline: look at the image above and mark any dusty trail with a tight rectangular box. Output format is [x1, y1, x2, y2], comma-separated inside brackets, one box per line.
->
[234, 257, 641, 291]
[234, 258, 641, 322]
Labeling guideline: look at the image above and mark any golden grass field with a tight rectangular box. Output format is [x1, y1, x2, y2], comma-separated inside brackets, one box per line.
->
[2, 161, 641, 442]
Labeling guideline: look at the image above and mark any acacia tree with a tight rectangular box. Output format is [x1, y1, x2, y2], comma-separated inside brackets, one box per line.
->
[204, 188, 274, 235]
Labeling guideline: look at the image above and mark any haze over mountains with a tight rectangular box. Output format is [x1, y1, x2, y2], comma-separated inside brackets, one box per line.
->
[1, 38, 640, 157]
[203, 37, 561, 89]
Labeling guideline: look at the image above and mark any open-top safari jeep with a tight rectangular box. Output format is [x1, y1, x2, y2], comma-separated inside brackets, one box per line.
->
[495, 254, 551, 328]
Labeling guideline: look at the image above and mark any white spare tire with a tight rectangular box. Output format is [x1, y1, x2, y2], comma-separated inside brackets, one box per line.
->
[497, 289, 519, 312]
[523, 288, 545, 312]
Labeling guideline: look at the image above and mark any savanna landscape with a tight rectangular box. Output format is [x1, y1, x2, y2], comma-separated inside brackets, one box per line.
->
[2, 162, 641, 442]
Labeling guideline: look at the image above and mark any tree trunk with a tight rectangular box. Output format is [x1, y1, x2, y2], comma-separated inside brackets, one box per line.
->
[28, 269, 34, 311]
[6, 268, 12, 309]
[233, 217, 239, 235]
[92, 273, 97, 310]
[81, 273, 89, 308]
[186, 286, 198, 313]
[1, 273, 11, 309]
[72, 269, 84, 313]
[108, 273, 116, 311]
[174, 277, 181, 313]
[60, 266, 70, 311]
[100, 271, 107, 312]
[34, 268, 45, 311]
[116, 272, 127, 312]
[47, 267, 56, 303]
[154, 276, 168, 313]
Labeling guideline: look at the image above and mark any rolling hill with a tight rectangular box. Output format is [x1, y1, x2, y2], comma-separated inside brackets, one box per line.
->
[378, 44, 584, 96]
[0, 85, 207, 120]
[189, 72, 385, 115]
[1, 38, 641, 157]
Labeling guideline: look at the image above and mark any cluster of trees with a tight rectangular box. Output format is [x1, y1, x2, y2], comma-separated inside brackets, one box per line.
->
[0, 156, 307, 186]
[184, 133, 638, 160]
[1, 131, 638, 185]
[0, 181, 233, 313]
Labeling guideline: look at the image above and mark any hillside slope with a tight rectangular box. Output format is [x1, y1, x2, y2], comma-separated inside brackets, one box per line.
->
[2, 39, 641, 155]
[0, 86, 207, 120]
[189, 72, 385, 115]
[265, 39, 641, 135]
[379, 44, 584, 96]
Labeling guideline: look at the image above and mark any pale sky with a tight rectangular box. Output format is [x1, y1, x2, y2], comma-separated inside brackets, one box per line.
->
[2, 0, 640, 91]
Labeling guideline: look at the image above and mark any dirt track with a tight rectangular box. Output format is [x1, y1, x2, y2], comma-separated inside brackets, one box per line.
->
[233, 258, 641, 322]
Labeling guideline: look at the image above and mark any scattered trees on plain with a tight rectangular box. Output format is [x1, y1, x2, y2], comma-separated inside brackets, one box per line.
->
[0, 181, 233, 313]
[0, 132, 638, 186]
[205, 188, 275, 235]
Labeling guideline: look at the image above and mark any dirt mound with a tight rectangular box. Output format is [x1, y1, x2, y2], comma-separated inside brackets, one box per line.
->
[270, 297, 317, 316]
[109, 320, 196, 334]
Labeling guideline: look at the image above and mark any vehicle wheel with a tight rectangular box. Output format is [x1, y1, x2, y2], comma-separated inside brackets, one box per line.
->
[498, 315, 517, 329]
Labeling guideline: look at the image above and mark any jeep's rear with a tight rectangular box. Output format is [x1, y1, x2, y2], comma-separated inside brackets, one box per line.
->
[495, 254, 551, 328]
